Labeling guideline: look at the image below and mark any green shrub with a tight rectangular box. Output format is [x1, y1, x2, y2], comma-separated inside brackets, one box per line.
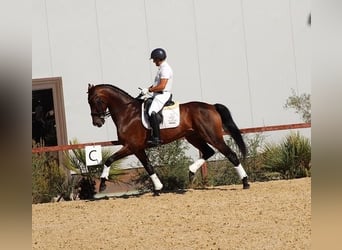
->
[262, 132, 311, 179]
[134, 140, 194, 191]
[207, 132, 311, 185]
[32, 141, 67, 203]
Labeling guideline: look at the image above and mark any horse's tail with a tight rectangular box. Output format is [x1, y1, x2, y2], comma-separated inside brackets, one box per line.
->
[214, 103, 247, 158]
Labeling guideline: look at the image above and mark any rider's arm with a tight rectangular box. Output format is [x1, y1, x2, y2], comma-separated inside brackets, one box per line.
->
[149, 78, 168, 93]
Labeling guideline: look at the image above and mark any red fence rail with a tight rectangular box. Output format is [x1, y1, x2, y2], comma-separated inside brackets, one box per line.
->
[239, 123, 311, 134]
[32, 123, 311, 154]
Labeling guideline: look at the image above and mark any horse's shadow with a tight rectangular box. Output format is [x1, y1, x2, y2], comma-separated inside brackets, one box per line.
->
[87, 188, 187, 201]
[159, 189, 188, 195]
[88, 191, 146, 201]
[87, 186, 239, 201]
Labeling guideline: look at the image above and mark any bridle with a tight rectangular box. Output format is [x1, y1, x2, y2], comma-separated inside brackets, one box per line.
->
[89, 94, 111, 119]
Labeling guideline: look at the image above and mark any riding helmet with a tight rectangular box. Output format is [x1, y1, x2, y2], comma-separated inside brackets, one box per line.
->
[150, 48, 167, 60]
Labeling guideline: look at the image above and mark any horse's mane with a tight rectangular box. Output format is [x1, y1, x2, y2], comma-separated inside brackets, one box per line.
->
[96, 84, 135, 99]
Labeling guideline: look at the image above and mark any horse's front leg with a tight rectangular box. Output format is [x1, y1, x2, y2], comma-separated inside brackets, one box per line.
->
[135, 150, 163, 195]
[99, 146, 132, 192]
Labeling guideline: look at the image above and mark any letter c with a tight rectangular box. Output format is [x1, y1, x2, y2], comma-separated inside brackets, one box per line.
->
[89, 149, 97, 161]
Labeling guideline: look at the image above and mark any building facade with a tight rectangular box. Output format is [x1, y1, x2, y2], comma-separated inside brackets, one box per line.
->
[32, 0, 311, 163]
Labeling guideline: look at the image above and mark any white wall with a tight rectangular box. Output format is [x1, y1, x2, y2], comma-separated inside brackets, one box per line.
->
[32, 0, 310, 148]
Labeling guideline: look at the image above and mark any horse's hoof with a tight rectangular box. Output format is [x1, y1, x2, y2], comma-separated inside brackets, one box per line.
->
[242, 177, 250, 189]
[99, 178, 107, 192]
[153, 190, 161, 196]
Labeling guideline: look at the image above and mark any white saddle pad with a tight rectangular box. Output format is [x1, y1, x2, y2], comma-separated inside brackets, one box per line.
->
[142, 102, 180, 129]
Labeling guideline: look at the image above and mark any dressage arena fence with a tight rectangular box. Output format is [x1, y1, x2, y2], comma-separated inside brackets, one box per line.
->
[32, 122, 310, 198]
[32, 123, 311, 154]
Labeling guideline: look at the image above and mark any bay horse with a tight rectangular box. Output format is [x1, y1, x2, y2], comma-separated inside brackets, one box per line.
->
[87, 84, 250, 194]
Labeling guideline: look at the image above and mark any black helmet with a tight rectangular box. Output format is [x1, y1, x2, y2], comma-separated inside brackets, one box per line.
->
[150, 48, 167, 60]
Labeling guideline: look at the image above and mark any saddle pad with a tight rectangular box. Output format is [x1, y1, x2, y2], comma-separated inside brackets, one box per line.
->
[142, 102, 180, 129]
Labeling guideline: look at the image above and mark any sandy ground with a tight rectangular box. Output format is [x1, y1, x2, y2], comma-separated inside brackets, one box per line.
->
[32, 178, 311, 250]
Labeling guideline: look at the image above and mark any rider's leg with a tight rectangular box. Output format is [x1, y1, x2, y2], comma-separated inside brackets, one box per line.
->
[147, 93, 170, 146]
[147, 111, 162, 146]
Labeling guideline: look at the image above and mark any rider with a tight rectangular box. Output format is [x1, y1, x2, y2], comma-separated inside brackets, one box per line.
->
[145, 48, 173, 146]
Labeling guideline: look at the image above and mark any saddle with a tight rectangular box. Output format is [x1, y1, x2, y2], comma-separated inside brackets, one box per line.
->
[141, 95, 180, 129]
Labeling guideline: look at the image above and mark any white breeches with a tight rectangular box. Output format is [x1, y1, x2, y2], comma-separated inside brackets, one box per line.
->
[148, 92, 171, 116]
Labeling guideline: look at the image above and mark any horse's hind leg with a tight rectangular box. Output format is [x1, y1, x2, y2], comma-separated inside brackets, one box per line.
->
[135, 150, 163, 195]
[210, 138, 250, 189]
[185, 133, 215, 183]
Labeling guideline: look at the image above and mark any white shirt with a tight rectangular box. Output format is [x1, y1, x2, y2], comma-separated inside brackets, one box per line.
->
[153, 61, 173, 92]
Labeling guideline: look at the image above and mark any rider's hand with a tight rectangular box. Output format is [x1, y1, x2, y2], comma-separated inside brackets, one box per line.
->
[141, 88, 149, 95]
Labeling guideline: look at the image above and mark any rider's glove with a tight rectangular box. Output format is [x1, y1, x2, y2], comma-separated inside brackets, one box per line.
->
[141, 88, 149, 95]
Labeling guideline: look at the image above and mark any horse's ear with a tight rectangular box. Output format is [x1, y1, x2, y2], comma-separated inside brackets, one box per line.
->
[87, 83, 94, 94]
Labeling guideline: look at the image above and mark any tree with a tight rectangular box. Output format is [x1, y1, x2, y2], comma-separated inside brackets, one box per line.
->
[284, 89, 311, 123]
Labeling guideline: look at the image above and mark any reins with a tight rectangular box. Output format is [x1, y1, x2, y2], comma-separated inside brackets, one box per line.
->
[89, 92, 141, 119]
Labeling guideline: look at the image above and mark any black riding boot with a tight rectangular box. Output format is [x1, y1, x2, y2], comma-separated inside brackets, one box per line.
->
[147, 112, 162, 146]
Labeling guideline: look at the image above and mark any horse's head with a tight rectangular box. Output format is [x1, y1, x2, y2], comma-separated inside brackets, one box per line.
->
[87, 84, 108, 127]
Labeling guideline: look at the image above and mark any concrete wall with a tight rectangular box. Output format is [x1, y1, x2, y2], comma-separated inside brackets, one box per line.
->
[32, 0, 310, 147]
